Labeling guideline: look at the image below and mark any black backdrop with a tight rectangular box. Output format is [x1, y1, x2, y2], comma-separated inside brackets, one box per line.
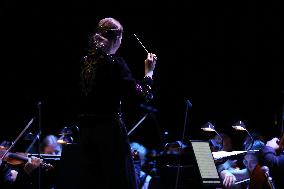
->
[1, 1, 284, 150]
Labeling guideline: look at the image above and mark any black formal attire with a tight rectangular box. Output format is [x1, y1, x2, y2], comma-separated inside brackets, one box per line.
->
[59, 49, 153, 189]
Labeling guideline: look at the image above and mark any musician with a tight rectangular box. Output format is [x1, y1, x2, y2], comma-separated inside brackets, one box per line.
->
[41, 135, 62, 155]
[261, 137, 284, 188]
[212, 134, 239, 188]
[215, 134, 264, 189]
[130, 142, 152, 189]
[0, 156, 42, 189]
[1, 136, 59, 189]
[243, 132, 265, 151]
[63, 17, 157, 189]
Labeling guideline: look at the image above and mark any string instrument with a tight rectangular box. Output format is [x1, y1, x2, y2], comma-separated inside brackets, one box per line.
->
[249, 165, 274, 189]
[247, 134, 283, 189]
[0, 149, 54, 171]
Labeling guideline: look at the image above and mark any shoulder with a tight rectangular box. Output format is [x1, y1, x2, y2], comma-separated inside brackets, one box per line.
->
[113, 56, 127, 66]
[113, 56, 131, 72]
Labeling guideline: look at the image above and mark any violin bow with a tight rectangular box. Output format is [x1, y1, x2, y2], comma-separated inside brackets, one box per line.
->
[0, 118, 34, 160]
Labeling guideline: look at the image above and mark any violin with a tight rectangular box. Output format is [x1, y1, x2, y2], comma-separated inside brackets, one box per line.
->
[0, 149, 54, 171]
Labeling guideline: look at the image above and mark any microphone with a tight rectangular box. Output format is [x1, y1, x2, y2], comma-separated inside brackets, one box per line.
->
[186, 100, 192, 108]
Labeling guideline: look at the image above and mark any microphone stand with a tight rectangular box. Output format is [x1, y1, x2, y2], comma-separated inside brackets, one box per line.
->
[37, 101, 42, 189]
[127, 104, 159, 137]
[25, 133, 40, 153]
[281, 101, 284, 135]
[174, 100, 192, 189]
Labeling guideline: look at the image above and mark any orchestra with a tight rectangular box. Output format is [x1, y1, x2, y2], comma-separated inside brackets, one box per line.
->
[0, 16, 283, 189]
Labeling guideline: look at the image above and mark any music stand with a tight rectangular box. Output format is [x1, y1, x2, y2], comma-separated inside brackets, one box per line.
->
[190, 140, 222, 188]
[157, 140, 221, 189]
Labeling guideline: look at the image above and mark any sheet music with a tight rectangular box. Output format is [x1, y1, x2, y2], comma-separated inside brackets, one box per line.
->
[191, 141, 220, 183]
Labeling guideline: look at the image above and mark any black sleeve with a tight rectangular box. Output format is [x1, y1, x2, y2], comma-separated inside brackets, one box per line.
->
[115, 57, 154, 103]
[13, 167, 33, 187]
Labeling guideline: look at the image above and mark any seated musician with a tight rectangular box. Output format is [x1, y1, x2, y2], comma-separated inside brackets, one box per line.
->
[1, 135, 60, 189]
[130, 142, 152, 189]
[211, 134, 238, 188]
[0, 140, 42, 189]
[41, 135, 62, 155]
[213, 133, 264, 189]
[260, 137, 284, 188]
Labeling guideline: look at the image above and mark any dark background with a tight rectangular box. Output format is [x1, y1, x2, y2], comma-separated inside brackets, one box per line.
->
[0, 1, 283, 151]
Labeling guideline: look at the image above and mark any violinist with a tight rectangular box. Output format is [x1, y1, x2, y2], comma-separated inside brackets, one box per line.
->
[260, 137, 284, 188]
[0, 140, 42, 189]
[0, 135, 60, 189]
[64, 17, 157, 189]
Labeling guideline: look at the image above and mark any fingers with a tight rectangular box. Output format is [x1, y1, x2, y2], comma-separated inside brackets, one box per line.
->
[270, 137, 278, 142]
[228, 176, 234, 188]
[147, 53, 157, 61]
[273, 137, 280, 142]
[223, 176, 229, 188]
[152, 53, 157, 60]
[223, 177, 227, 187]
[28, 157, 32, 163]
[24, 157, 41, 175]
[223, 175, 236, 188]
[30, 156, 42, 167]
[147, 53, 151, 60]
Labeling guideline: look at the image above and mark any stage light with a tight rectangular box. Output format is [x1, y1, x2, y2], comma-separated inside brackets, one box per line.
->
[201, 122, 216, 132]
[232, 121, 254, 150]
[201, 122, 223, 151]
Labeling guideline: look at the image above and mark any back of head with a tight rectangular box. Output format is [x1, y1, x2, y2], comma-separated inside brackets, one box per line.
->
[130, 142, 147, 165]
[243, 139, 265, 173]
[90, 17, 123, 49]
[243, 132, 265, 151]
[97, 18, 123, 38]
[211, 133, 232, 151]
